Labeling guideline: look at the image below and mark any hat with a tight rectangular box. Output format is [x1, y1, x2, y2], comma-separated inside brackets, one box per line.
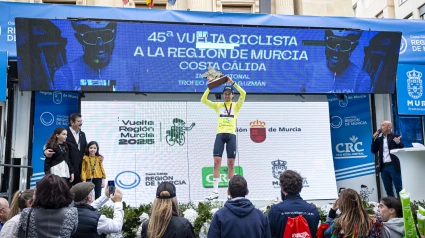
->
[223, 86, 234, 93]
[156, 182, 176, 199]
[70, 182, 95, 202]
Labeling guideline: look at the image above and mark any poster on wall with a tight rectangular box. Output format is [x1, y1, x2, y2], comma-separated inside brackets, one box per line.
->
[396, 64, 425, 115]
[82, 100, 338, 205]
[327, 94, 377, 202]
[30, 91, 80, 188]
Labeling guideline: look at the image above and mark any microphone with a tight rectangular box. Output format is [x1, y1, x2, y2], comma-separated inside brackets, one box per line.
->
[374, 129, 382, 139]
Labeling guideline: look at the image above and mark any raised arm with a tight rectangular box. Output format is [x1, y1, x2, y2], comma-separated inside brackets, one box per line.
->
[201, 87, 216, 109]
[233, 83, 246, 112]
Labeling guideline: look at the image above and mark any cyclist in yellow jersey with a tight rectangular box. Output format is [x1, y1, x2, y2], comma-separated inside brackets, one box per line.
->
[201, 77, 246, 200]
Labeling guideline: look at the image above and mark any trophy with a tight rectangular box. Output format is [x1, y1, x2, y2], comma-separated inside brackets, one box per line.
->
[202, 66, 230, 90]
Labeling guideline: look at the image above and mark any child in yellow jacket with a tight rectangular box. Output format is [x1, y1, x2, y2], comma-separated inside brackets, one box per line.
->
[81, 141, 106, 199]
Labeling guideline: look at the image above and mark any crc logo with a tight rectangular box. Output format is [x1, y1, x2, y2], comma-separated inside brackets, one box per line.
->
[336, 135, 364, 153]
[271, 159, 287, 180]
[115, 171, 141, 189]
[201, 166, 243, 188]
[250, 119, 266, 143]
[407, 69, 423, 99]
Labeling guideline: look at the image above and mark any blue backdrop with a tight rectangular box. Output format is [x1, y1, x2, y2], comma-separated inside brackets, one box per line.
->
[328, 94, 375, 181]
[30, 91, 79, 187]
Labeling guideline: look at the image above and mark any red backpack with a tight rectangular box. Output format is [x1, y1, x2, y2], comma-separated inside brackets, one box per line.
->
[283, 214, 312, 238]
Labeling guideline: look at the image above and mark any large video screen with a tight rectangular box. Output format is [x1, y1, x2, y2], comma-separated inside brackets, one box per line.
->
[16, 18, 401, 94]
[81, 100, 337, 205]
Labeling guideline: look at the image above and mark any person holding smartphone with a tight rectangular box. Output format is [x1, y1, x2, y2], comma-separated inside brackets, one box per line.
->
[70, 181, 123, 237]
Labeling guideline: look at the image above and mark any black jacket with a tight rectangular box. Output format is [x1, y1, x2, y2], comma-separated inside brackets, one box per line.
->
[66, 128, 87, 175]
[71, 204, 105, 238]
[141, 216, 194, 238]
[371, 133, 404, 172]
[268, 194, 320, 238]
[44, 144, 74, 175]
[208, 198, 271, 238]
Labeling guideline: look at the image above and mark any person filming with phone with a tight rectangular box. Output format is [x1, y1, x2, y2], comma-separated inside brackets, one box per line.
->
[371, 120, 404, 198]
[70, 181, 123, 237]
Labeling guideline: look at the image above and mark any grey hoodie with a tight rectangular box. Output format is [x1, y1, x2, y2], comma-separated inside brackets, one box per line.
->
[380, 218, 404, 238]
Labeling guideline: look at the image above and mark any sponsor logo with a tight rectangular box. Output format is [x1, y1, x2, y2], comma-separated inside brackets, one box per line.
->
[399, 36, 407, 54]
[334, 135, 366, 159]
[271, 159, 287, 180]
[53, 92, 62, 104]
[360, 184, 374, 202]
[339, 95, 349, 107]
[201, 166, 243, 188]
[145, 172, 187, 186]
[250, 119, 266, 143]
[166, 118, 195, 146]
[40, 112, 54, 126]
[271, 160, 309, 188]
[115, 171, 141, 189]
[407, 69, 423, 100]
[330, 116, 342, 129]
[118, 120, 155, 145]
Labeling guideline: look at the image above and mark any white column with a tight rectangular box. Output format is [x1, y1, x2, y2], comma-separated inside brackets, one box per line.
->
[275, 0, 294, 15]
[188, 0, 212, 11]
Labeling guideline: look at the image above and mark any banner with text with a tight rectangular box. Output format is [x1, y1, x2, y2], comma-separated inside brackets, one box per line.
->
[396, 64, 425, 115]
[82, 99, 337, 205]
[328, 94, 377, 202]
[30, 91, 79, 187]
[0, 1, 424, 66]
[16, 18, 401, 94]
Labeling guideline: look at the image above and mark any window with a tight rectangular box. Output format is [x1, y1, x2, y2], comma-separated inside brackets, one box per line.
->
[404, 13, 413, 19]
[419, 4, 425, 19]
[222, 5, 252, 13]
[43, 0, 76, 4]
[135, 3, 166, 9]
[353, 3, 357, 17]
[376, 11, 384, 18]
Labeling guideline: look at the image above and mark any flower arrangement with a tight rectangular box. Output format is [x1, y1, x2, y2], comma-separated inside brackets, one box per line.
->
[99, 200, 425, 238]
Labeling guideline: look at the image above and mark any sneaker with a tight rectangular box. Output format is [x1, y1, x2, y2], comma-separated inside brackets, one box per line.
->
[205, 192, 219, 201]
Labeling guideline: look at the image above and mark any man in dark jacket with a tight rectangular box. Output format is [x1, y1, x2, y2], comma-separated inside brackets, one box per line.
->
[70, 182, 124, 238]
[43, 113, 87, 186]
[207, 175, 271, 238]
[268, 170, 320, 238]
[66, 113, 87, 185]
[371, 120, 404, 198]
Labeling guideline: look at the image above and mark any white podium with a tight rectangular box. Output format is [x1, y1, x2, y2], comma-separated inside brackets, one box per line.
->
[391, 147, 425, 201]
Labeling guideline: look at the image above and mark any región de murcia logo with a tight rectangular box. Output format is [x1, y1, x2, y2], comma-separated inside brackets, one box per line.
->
[250, 119, 266, 143]
[407, 69, 423, 100]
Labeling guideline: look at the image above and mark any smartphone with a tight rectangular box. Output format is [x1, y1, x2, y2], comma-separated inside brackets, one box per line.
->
[108, 180, 115, 195]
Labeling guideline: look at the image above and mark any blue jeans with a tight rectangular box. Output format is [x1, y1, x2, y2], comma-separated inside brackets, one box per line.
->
[381, 163, 403, 198]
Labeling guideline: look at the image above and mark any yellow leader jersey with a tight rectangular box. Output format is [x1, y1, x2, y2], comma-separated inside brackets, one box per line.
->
[201, 84, 246, 135]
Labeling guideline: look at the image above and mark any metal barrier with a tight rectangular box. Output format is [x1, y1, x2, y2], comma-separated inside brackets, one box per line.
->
[0, 162, 32, 203]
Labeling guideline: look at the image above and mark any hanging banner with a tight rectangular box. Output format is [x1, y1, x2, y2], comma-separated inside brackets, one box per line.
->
[396, 64, 425, 115]
[0, 1, 422, 65]
[328, 94, 377, 202]
[30, 91, 79, 187]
